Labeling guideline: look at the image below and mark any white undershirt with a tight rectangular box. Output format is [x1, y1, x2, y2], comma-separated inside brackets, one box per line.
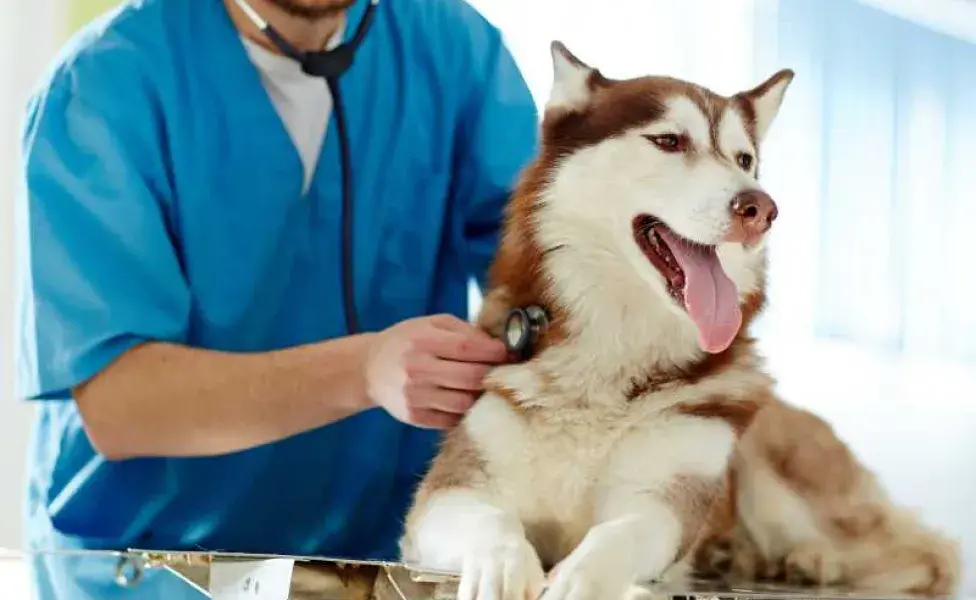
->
[241, 23, 346, 194]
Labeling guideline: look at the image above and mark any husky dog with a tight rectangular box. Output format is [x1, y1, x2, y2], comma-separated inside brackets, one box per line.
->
[399, 42, 960, 600]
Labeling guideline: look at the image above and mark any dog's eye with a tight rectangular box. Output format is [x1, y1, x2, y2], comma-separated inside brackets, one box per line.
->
[644, 134, 685, 153]
[736, 152, 754, 171]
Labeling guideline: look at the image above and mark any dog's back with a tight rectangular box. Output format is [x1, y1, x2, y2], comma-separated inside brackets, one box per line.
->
[692, 402, 960, 596]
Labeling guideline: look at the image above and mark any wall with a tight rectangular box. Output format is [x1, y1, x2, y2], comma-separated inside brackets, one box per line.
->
[0, 0, 117, 553]
[70, 0, 120, 31]
[0, 2, 65, 549]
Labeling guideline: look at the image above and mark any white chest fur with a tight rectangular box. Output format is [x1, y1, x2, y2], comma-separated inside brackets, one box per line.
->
[463, 385, 739, 566]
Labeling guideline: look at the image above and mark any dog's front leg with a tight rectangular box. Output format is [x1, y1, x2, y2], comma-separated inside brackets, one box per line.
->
[544, 494, 682, 600]
[405, 489, 546, 600]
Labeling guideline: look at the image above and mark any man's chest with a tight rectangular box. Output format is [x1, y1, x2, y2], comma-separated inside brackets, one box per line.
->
[159, 69, 462, 348]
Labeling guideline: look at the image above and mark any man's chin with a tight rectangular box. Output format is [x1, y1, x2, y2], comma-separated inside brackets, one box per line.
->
[265, 0, 356, 20]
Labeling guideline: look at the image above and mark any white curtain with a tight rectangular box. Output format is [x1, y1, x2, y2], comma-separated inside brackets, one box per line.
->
[762, 0, 976, 363]
[755, 0, 976, 431]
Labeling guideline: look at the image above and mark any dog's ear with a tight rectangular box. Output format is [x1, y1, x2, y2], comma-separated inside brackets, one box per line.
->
[741, 69, 794, 142]
[547, 41, 603, 112]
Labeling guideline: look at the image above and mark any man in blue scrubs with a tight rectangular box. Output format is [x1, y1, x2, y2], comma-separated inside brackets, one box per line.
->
[15, 0, 539, 597]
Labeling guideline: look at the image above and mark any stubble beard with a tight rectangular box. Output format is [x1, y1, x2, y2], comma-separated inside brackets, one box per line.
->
[264, 0, 356, 20]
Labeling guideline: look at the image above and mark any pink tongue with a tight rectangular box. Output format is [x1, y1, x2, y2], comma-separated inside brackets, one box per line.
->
[658, 230, 742, 353]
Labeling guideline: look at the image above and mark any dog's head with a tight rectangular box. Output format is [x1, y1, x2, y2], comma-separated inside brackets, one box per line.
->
[504, 42, 793, 360]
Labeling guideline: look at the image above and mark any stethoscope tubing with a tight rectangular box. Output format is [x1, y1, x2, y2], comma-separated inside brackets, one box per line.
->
[233, 0, 380, 335]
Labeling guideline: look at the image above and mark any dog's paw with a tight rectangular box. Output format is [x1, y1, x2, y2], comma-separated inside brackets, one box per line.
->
[545, 540, 635, 600]
[456, 536, 545, 600]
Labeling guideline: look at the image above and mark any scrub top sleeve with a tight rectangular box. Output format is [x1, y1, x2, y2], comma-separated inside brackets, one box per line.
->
[16, 84, 191, 402]
[451, 25, 540, 291]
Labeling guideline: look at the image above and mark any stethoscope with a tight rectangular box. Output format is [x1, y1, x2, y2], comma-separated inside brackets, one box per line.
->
[232, 0, 552, 363]
[233, 0, 380, 335]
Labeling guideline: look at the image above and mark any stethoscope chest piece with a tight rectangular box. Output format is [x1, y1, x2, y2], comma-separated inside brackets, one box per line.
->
[503, 305, 549, 361]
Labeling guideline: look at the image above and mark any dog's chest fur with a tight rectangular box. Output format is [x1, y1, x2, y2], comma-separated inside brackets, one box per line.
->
[461, 359, 762, 566]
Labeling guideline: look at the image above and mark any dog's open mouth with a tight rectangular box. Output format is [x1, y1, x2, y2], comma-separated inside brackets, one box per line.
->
[633, 215, 743, 354]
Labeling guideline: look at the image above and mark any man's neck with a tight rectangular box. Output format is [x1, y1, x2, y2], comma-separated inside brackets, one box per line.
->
[225, 0, 345, 53]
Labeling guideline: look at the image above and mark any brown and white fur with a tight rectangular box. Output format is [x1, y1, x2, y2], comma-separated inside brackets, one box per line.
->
[399, 42, 961, 600]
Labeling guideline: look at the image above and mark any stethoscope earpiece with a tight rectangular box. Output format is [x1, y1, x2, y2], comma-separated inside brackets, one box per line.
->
[503, 305, 549, 361]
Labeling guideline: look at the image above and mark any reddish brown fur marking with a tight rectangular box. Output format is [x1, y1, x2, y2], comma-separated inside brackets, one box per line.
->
[655, 475, 725, 560]
[542, 45, 752, 156]
[484, 382, 535, 415]
[673, 397, 764, 436]
[484, 161, 569, 358]
[685, 469, 748, 576]
[475, 286, 513, 338]
[542, 54, 791, 162]
[737, 402, 888, 545]
[409, 427, 486, 507]
[624, 328, 765, 402]
[749, 403, 862, 498]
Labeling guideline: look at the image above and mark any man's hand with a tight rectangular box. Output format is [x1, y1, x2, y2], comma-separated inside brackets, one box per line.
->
[364, 314, 508, 429]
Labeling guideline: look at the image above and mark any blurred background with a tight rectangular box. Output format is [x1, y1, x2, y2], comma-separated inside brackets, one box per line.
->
[1, 0, 975, 594]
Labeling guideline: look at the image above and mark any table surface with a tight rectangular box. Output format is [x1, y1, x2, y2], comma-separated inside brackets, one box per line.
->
[0, 551, 945, 600]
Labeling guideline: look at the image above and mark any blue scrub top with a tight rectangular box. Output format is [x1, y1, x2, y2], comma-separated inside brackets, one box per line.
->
[15, 0, 539, 597]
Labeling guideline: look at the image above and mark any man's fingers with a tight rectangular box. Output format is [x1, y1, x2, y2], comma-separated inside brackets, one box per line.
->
[405, 356, 493, 392]
[405, 382, 478, 415]
[428, 314, 497, 344]
[415, 331, 508, 364]
[410, 408, 463, 430]
[428, 314, 483, 335]
[426, 388, 478, 415]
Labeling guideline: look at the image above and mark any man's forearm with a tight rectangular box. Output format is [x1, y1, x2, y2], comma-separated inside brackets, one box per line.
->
[74, 335, 376, 460]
